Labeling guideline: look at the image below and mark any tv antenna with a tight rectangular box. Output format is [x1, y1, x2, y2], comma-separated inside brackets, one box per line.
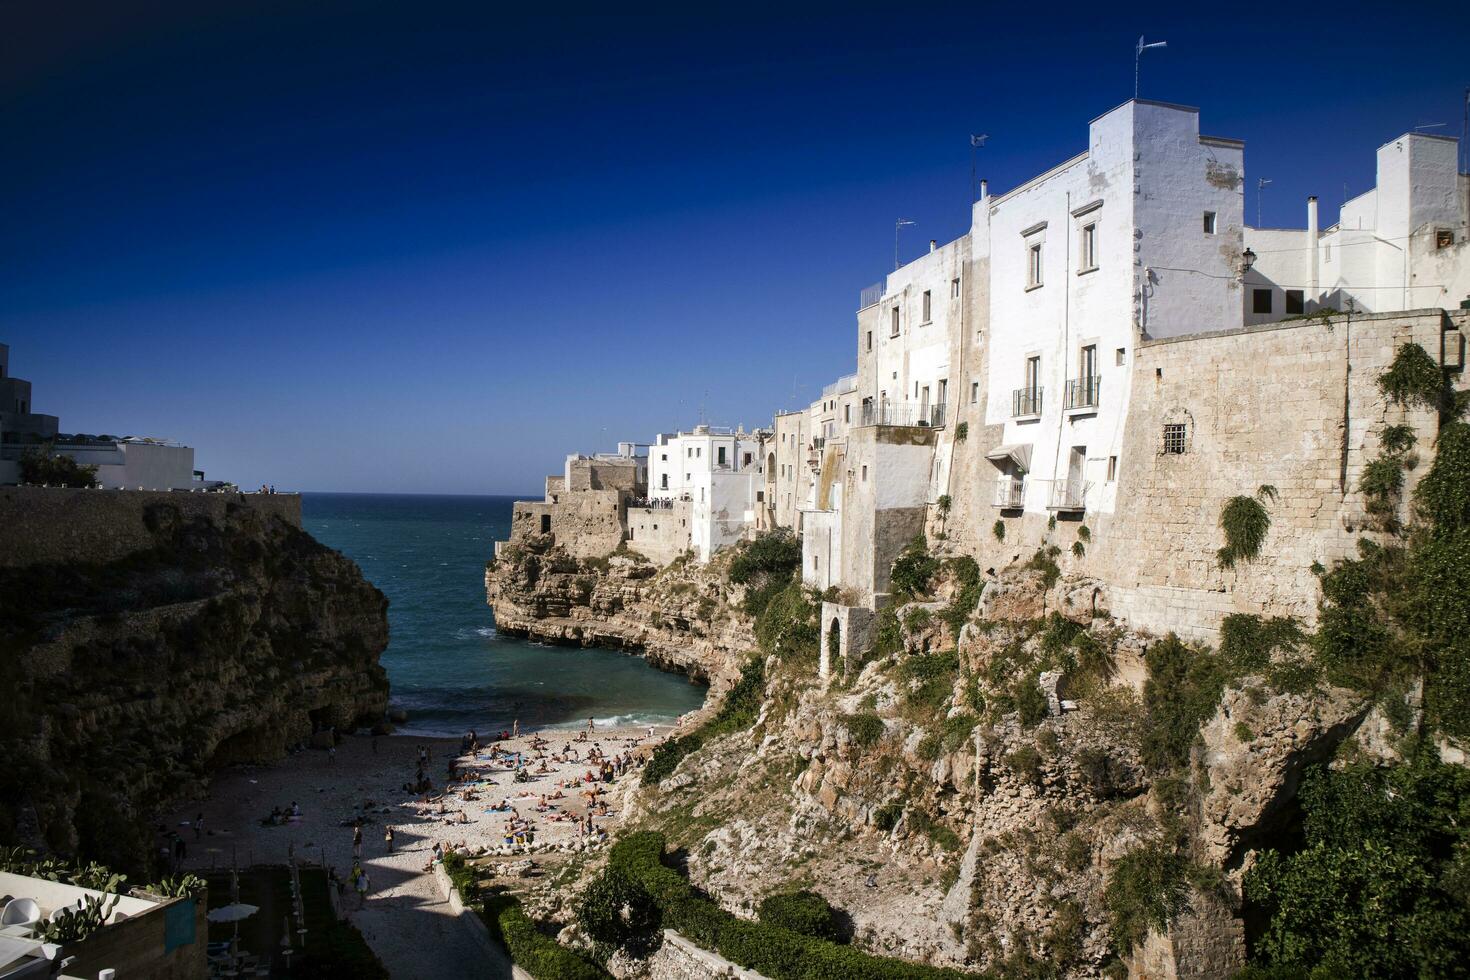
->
[894, 218, 916, 271]
[1256, 177, 1272, 228]
[1135, 36, 1167, 100]
[970, 134, 989, 203]
[1414, 121, 1446, 132]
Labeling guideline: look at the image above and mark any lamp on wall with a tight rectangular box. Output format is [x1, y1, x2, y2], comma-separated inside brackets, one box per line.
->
[1238, 247, 1257, 282]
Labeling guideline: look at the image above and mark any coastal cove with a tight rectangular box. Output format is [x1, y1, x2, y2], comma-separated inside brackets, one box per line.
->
[301, 493, 709, 737]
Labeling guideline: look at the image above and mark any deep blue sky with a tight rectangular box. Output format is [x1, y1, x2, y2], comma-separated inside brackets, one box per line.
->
[4, 1, 1467, 494]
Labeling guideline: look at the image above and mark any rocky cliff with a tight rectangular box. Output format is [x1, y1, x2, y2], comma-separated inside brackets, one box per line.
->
[0, 490, 389, 874]
[486, 538, 754, 694]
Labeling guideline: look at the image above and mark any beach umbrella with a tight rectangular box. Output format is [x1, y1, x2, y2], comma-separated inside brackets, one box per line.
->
[207, 903, 258, 924]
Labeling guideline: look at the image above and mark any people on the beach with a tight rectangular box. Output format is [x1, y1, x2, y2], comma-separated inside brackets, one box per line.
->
[384, 826, 395, 852]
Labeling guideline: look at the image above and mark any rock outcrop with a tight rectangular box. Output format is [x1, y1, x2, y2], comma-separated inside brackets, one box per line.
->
[0, 491, 389, 873]
[486, 541, 753, 692]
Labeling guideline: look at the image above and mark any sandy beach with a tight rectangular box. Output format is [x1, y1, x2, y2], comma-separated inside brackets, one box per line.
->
[166, 721, 677, 979]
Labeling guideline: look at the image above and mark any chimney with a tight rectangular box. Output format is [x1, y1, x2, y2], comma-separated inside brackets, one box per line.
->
[929, 239, 937, 253]
[1307, 196, 1319, 305]
[979, 179, 989, 199]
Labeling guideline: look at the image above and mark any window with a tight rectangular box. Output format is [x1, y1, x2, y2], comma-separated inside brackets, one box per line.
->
[866, 331, 873, 352]
[1252, 289, 1273, 314]
[1437, 229, 1455, 249]
[660, 453, 667, 461]
[1162, 423, 1187, 454]
[1025, 355, 1041, 393]
[1115, 347, 1125, 366]
[1107, 456, 1118, 482]
[1027, 242, 1044, 288]
[861, 465, 868, 481]
[1079, 345, 1097, 380]
[970, 381, 979, 405]
[891, 306, 900, 337]
[1080, 222, 1098, 271]
[922, 290, 932, 322]
[1285, 290, 1305, 315]
[951, 277, 961, 298]
[718, 447, 727, 465]
[743, 452, 752, 466]
[1203, 212, 1217, 235]
[661, 474, 669, 490]
[756, 491, 764, 502]
[844, 404, 851, 424]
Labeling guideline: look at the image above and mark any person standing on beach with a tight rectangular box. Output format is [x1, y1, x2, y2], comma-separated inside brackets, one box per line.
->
[194, 812, 204, 841]
[384, 826, 395, 853]
[353, 823, 363, 859]
[512, 718, 519, 738]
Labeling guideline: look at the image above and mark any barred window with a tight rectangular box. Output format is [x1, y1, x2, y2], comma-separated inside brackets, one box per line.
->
[1162, 423, 1187, 454]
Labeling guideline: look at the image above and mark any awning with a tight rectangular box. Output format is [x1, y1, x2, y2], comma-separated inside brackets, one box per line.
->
[985, 443, 1033, 472]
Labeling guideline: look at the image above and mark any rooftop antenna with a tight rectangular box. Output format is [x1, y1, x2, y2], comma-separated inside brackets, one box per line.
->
[894, 218, 916, 271]
[1135, 36, 1167, 100]
[970, 134, 989, 204]
[1462, 87, 1469, 173]
[1256, 177, 1272, 228]
[1414, 121, 1447, 132]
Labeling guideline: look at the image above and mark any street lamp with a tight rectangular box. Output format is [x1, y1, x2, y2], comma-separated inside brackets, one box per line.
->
[1239, 247, 1257, 282]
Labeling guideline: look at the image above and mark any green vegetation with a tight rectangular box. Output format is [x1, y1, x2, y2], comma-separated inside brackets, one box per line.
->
[18, 445, 99, 487]
[890, 535, 940, 598]
[1378, 341, 1464, 421]
[757, 889, 845, 943]
[733, 531, 804, 619]
[992, 519, 1005, 541]
[841, 712, 886, 747]
[608, 832, 975, 979]
[940, 556, 984, 637]
[578, 864, 661, 951]
[1217, 485, 1276, 570]
[955, 421, 968, 441]
[1024, 547, 1061, 590]
[1102, 841, 1192, 953]
[1244, 756, 1470, 976]
[754, 582, 820, 659]
[643, 655, 766, 785]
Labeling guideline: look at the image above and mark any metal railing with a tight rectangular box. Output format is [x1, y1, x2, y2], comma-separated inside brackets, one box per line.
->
[822, 374, 858, 399]
[1012, 387, 1043, 417]
[858, 282, 884, 310]
[1063, 376, 1101, 411]
[994, 476, 1026, 509]
[1046, 479, 1089, 511]
[627, 496, 688, 510]
[859, 401, 947, 428]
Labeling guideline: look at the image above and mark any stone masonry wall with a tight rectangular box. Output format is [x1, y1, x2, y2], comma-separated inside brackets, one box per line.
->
[0, 486, 301, 568]
[627, 501, 692, 565]
[945, 308, 1467, 641]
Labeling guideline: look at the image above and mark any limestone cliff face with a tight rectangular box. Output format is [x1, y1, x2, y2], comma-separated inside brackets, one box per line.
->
[0, 491, 389, 873]
[485, 540, 753, 692]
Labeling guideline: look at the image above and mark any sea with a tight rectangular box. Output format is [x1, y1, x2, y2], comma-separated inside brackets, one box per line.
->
[301, 493, 708, 738]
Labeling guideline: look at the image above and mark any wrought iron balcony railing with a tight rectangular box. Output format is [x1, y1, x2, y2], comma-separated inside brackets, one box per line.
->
[1046, 479, 1088, 512]
[1064, 376, 1101, 411]
[994, 476, 1026, 509]
[1012, 387, 1043, 417]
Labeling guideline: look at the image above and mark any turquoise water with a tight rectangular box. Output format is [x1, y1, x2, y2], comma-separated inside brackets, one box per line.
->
[301, 493, 708, 737]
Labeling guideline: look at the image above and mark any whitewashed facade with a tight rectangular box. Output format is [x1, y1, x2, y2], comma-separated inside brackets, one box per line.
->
[648, 426, 765, 561]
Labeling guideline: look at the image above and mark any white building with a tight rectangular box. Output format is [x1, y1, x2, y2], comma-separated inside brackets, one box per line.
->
[648, 425, 766, 561]
[1244, 132, 1470, 324]
[978, 99, 1246, 521]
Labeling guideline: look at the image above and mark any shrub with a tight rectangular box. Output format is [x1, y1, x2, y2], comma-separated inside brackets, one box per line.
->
[1104, 841, 1191, 953]
[1004, 744, 1042, 785]
[955, 421, 968, 441]
[755, 582, 819, 657]
[940, 557, 984, 636]
[1378, 342, 1455, 418]
[610, 833, 976, 979]
[485, 893, 609, 980]
[993, 519, 1005, 541]
[757, 890, 844, 943]
[890, 536, 939, 598]
[874, 606, 903, 656]
[937, 494, 952, 512]
[19, 446, 99, 488]
[1140, 634, 1227, 773]
[841, 712, 885, 747]
[577, 865, 661, 949]
[1244, 759, 1470, 977]
[873, 803, 903, 832]
[1217, 488, 1274, 569]
[729, 531, 802, 585]
[1025, 548, 1061, 589]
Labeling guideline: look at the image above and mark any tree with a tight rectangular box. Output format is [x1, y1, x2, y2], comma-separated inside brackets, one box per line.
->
[18, 446, 99, 488]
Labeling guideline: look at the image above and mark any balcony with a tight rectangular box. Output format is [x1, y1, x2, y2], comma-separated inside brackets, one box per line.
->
[993, 476, 1026, 509]
[1046, 479, 1088, 512]
[1064, 376, 1101, 412]
[859, 401, 947, 428]
[1012, 387, 1043, 418]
